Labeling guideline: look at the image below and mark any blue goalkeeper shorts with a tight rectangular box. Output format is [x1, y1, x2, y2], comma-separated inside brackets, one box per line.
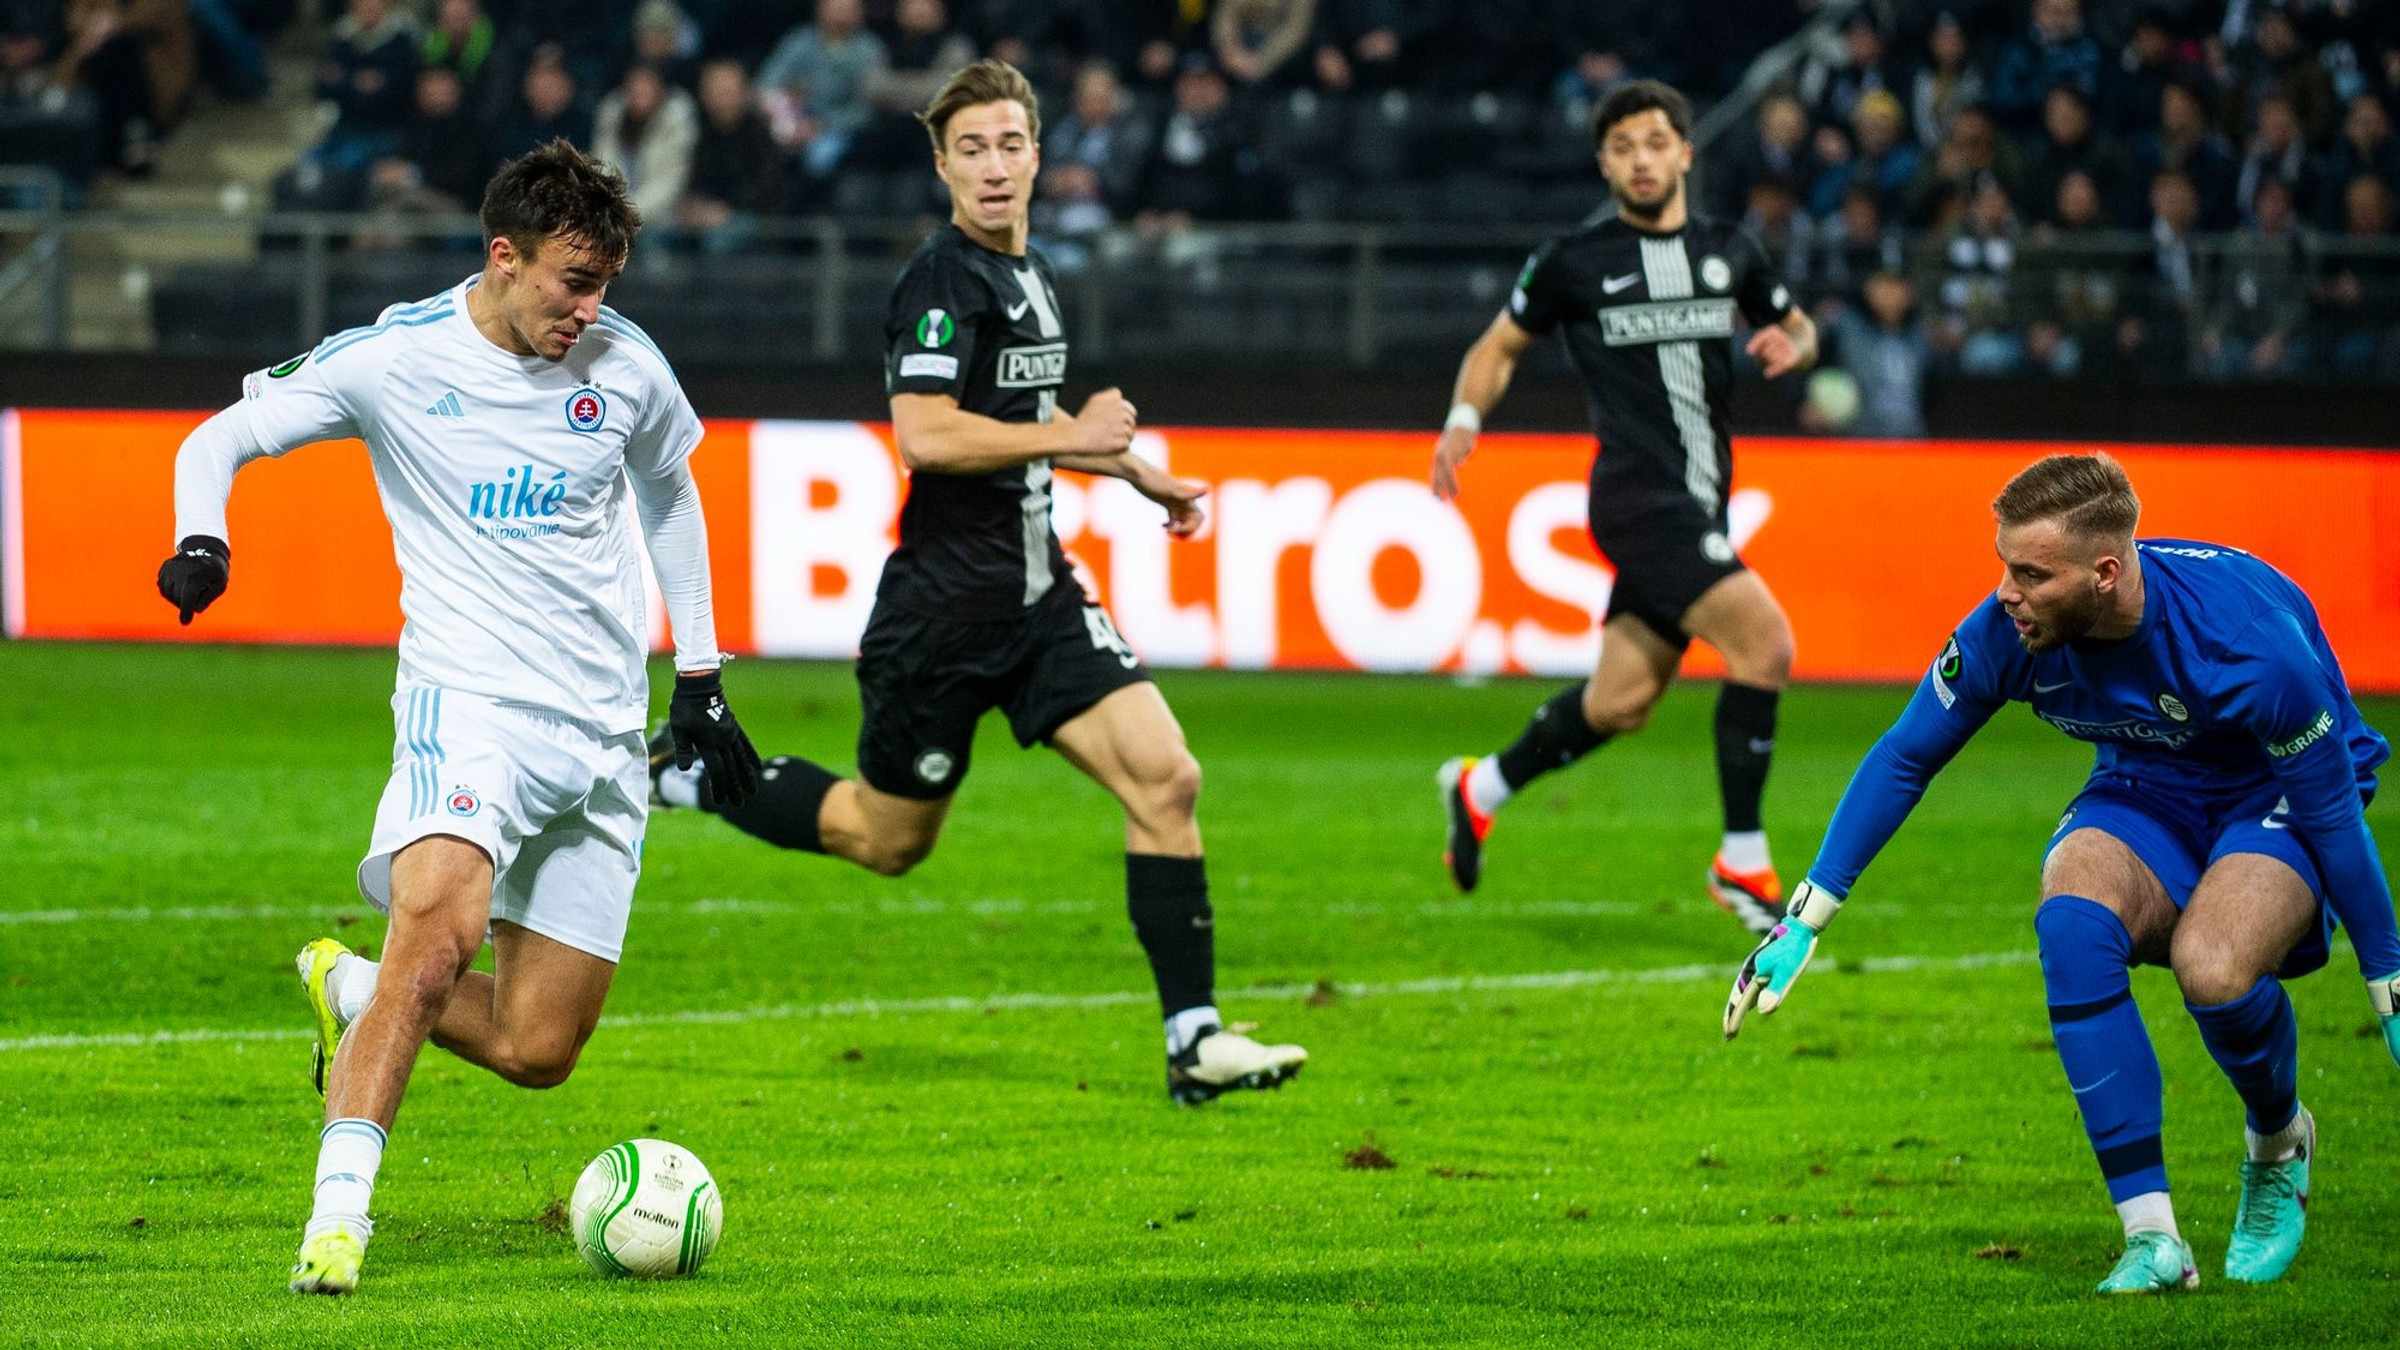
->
[2046, 771, 2345, 978]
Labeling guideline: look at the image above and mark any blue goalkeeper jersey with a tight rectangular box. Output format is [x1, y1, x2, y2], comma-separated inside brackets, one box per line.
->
[1808, 538, 2398, 977]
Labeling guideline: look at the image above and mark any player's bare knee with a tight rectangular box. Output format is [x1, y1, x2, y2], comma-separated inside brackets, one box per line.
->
[504, 1042, 583, 1090]
[1584, 689, 1653, 735]
[861, 835, 932, 878]
[2170, 929, 2260, 1006]
[1143, 751, 1202, 824]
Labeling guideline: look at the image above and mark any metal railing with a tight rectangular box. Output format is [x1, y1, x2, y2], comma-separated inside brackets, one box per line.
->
[1, 202, 2395, 379]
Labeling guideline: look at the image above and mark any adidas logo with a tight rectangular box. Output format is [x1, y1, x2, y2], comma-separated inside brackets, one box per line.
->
[426, 391, 465, 418]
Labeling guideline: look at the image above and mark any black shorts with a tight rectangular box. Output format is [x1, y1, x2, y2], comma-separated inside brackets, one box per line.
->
[1589, 488, 1748, 650]
[855, 587, 1152, 799]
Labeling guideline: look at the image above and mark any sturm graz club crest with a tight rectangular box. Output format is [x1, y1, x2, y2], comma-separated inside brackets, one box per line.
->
[2155, 692, 2190, 722]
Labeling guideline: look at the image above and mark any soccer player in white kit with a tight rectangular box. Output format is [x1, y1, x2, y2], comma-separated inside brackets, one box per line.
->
[154, 141, 761, 1295]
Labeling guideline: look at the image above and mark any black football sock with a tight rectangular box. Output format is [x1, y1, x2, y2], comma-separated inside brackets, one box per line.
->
[1492, 682, 1610, 790]
[712, 755, 839, 853]
[1127, 853, 1215, 1019]
[1714, 682, 1780, 834]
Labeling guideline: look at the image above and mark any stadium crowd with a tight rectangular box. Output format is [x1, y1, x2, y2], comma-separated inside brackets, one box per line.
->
[3, 0, 2398, 387]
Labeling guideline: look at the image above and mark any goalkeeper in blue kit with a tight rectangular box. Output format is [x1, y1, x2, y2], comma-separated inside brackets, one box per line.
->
[1722, 453, 2400, 1294]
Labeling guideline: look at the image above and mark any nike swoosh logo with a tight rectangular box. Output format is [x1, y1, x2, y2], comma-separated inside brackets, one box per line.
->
[2034, 679, 2073, 693]
[2261, 817, 2288, 830]
[1602, 273, 1640, 294]
[2069, 1071, 2118, 1095]
[1007, 300, 1031, 320]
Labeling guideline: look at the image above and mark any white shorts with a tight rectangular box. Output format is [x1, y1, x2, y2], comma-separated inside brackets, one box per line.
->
[357, 686, 649, 962]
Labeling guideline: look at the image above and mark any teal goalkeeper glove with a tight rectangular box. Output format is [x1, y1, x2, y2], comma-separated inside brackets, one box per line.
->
[1723, 880, 1843, 1040]
[2370, 975, 2400, 1069]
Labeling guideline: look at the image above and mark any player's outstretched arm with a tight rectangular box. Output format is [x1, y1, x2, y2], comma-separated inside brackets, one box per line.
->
[892, 389, 1133, 475]
[157, 405, 275, 623]
[1722, 638, 2002, 1038]
[1744, 309, 1820, 379]
[626, 453, 760, 807]
[1431, 311, 1534, 502]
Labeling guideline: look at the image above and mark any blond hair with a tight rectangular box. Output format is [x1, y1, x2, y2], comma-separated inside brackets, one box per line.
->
[1992, 452, 2141, 542]
[918, 58, 1041, 153]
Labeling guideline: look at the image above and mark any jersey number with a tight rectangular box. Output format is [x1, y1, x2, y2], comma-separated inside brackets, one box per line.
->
[1083, 606, 1139, 670]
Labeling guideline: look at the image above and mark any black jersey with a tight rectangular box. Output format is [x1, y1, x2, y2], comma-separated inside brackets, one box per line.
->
[1509, 211, 1794, 513]
[881, 225, 1073, 618]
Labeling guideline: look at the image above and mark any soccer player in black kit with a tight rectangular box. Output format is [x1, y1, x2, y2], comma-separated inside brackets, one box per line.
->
[653, 59, 1306, 1104]
[1430, 81, 1819, 935]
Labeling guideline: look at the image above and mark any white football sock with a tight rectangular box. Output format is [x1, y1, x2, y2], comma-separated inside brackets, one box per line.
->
[2115, 1190, 2179, 1239]
[1165, 1004, 1221, 1057]
[658, 762, 705, 809]
[330, 953, 378, 1024]
[2247, 1103, 2310, 1162]
[1718, 830, 1772, 874]
[306, 1118, 387, 1242]
[1465, 757, 1513, 816]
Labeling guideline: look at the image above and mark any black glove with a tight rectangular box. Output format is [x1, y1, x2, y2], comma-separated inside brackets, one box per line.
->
[668, 669, 762, 807]
[156, 535, 232, 625]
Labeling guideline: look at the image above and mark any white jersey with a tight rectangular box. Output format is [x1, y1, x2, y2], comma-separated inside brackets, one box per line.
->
[212, 278, 707, 733]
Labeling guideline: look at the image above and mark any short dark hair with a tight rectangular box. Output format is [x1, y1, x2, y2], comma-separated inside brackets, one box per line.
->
[1593, 79, 1693, 148]
[1993, 453, 2140, 541]
[919, 58, 1041, 152]
[478, 139, 640, 266]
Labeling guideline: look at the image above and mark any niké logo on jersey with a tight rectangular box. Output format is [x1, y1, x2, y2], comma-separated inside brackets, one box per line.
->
[468, 463, 568, 520]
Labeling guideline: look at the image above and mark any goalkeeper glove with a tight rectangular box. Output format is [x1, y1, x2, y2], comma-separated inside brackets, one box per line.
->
[156, 535, 231, 625]
[668, 669, 762, 807]
[2369, 973, 2400, 1069]
[1723, 879, 1843, 1040]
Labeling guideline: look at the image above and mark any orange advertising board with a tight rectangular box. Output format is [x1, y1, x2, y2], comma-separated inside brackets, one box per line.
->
[8, 409, 2400, 689]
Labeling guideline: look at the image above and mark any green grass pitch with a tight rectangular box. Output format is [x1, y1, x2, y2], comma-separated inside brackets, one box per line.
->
[2, 641, 2397, 1346]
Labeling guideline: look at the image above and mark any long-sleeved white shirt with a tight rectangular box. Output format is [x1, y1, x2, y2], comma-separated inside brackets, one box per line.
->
[174, 277, 720, 733]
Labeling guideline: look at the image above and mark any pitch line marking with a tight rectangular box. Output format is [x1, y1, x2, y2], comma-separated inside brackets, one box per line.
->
[0, 950, 2033, 1054]
[0, 896, 1905, 927]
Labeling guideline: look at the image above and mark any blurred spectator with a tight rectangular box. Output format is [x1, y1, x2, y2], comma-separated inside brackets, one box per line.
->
[1311, 0, 1438, 94]
[491, 45, 588, 160]
[2026, 85, 2124, 226]
[306, 0, 416, 175]
[1037, 59, 1152, 239]
[2317, 93, 2400, 229]
[1742, 174, 1814, 292]
[1827, 270, 1931, 437]
[629, 0, 701, 91]
[52, 0, 195, 174]
[359, 65, 490, 244]
[2202, 176, 2308, 378]
[1445, 0, 1579, 101]
[851, 0, 974, 171]
[679, 58, 782, 252]
[2235, 93, 2318, 223]
[2023, 169, 2120, 373]
[187, 0, 284, 100]
[758, 0, 885, 182]
[1812, 88, 1922, 219]
[2221, 6, 2336, 148]
[1813, 181, 1907, 303]
[2115, 168, 2204, 377]
[1137, 58, 1255, 231]
[1549, 1, 1676, 109]
[1902, 104, 2025, 228]
[2102, 11, 2187, 140]
[1214, 0, 1313, 89]
[1716, 91, 1817, 220]
[1989, 0, 2104, 132]
[1908, 12, 1985, 150]
[497, 0, 633, 98]
[2126, 77, 2238, 229]
[2317, 174, 2399, 376]
[1934, 174, 2038, 374]
[1, 0, 104, 191]
[692, 0, 808, 71]
[1798, 12, 1901, 135]
[593, 61, 696, 224]
[422, 0, 511, 131]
